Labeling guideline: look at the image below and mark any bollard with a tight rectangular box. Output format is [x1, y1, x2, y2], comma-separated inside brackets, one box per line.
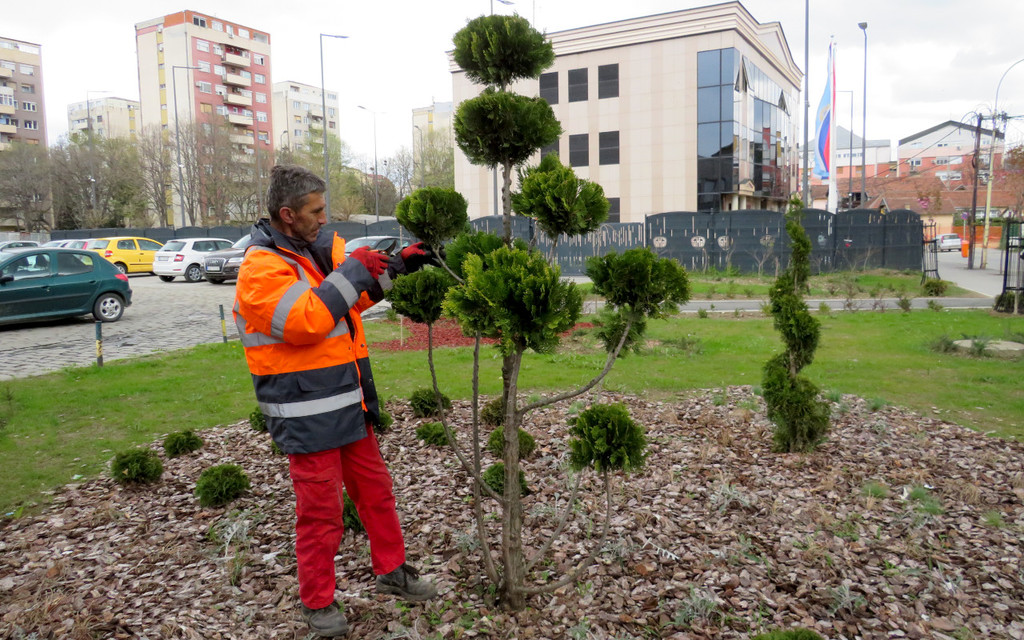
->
[219, 304, 228, 343]
[95, 321, 103, 367]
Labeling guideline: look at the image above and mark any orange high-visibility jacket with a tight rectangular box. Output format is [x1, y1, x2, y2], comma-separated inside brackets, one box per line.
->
[234, 222, 390, 454]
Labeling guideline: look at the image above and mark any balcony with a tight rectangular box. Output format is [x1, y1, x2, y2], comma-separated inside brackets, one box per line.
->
[224, 93, 251, 107]
[0, 123, 16, 134]
[229, 133, 253, 145]
[223, 52, 250, 68]
[0, 68, 12, 79]
[0, 104, 14, 116]
[227, 113, 253, 126]
[224, 73, 251, 88]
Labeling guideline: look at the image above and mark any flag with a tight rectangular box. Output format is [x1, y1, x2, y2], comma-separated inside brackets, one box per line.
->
[813, 41, 835, 180]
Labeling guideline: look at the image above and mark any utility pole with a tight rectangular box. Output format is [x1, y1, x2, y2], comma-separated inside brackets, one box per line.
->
[967, 113, 983, 270]
[801, 0, 809, 206]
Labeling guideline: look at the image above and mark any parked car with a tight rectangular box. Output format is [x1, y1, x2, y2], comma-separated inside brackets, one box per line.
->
[154, 237, 234, 283]
[936, 233, 963, 252]
[0, 240, 40, 252]
[41, 240, 73, 248]
[0, 248, 132, 325]
[202, 234, 252, 284]
[343, 235, 408, 256]
[87, 236, 164, 274]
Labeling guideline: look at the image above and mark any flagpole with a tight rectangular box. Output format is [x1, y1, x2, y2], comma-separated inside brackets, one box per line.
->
[827, 41, 838, 213]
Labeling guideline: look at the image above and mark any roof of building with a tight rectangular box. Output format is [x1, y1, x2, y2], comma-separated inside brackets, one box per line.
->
[899, 120, 1003, 146]
[861, 172, 1017, 214]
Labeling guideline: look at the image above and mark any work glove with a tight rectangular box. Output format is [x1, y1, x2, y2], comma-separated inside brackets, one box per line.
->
[399, 242, 446, 274]
[349, 246, 389, 279]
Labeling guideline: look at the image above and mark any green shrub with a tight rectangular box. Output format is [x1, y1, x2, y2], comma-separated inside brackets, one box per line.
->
[482, 462, 529, 496]
[751, 630, 824, 640]
[480, 396, 505, 427]
[568, 403, 646, 473]
[375, 407, 394, 435]
[410, 387, 452, 418]
[163, 430, 203, 458]
[594, 306, 647, 355]
[394, 187, 469, 248]
[111, 449, 163, 485]
[416, 421, 449, 446]
[386, 267, 454, 325]
[922, 278, 948, 297]
[195, 464, 250, 508]
[486, 426, 536, 459]
[343, 491, 364, 534]
[249, 406, 266, 432]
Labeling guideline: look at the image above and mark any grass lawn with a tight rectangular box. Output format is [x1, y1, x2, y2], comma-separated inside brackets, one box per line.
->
[1, 309, 1021, 516]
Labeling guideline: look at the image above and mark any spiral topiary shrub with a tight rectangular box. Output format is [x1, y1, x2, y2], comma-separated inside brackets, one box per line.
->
[111, 449, 164, 485]
[195, 464, 250, 508]
[163, 430, 203, 458]
[487, 426, 536, 459]
[343, 491, 364, 534]
[482, 462, 529, 497]
[416, 421, 449, 447]
[567, 403, 646, 473]
[410, 387, 452, 418]
[480, 396, 505, 427]
[249, 406, 266, 432]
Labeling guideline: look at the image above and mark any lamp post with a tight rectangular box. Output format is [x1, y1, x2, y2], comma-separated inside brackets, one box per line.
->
[279, 129, 289, 152]
[358, 105, 380, 222]
[84, 91, 109, 219]
[858, 22, 868, 205]
[981, 56, 1024, 269]
[320, 33, 348, 222]
[838, 90, 855, 207]
[413, 124, 425, 188]
[172, 65, 201, 228]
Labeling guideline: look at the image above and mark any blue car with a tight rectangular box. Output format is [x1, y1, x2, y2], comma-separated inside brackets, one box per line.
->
[0, 248, 133, 326]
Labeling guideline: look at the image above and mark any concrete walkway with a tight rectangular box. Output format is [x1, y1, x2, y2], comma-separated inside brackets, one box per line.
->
[935, 248, 1011, 298]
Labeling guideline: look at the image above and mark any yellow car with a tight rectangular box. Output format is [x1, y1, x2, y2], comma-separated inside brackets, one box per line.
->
[89, 236, 164, 274]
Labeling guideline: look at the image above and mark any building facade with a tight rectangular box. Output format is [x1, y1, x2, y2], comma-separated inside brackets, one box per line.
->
[450, 2, 802, 221]
[271, 81, 339, 152]
[897, 120, 1003, 180]
[0, 36, 46, 149]
[412, 101, 453, 150]
[67, 97, 140, 140]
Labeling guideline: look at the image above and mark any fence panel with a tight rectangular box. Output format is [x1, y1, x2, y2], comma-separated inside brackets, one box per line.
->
[884, 209, 925, 271]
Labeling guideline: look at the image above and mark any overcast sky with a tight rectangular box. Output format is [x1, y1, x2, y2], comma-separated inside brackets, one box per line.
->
[5, 0, 1024, 167]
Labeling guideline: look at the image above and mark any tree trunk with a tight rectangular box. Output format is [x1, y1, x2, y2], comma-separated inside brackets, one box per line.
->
[501, 160, 514, 246]
[500, 350, 526, 609]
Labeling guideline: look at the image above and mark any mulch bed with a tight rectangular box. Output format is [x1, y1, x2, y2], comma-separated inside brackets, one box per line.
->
[373, 318, 594, 352]
[1, 389, 1023, 639]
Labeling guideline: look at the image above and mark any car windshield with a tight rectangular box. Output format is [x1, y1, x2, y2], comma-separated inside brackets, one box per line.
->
[162, 241, 187, 251]
[345, 237, 378, 252]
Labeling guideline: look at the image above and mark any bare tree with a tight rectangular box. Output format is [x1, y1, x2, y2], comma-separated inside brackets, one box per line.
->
[417, 127, 455, 189]
[49, 134, 147, 229]
[385, 147, 415, 200]
[0, 141, 52, 231]
[136, 126, 174, 227]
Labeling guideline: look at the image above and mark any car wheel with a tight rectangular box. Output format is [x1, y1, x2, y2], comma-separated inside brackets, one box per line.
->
[93, 293, 125, 322]
[206, 276, 225, 284]
[184, 264, 203, 283]
[114, 262, 128, 274]
[159, 275, 175, 282]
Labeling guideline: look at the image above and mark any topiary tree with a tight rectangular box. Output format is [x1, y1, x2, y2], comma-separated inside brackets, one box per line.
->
[163, 430, 203, 458]
[111, 449, 163, 485]
[762, 196, 830, 452]
[195, 464, 250, 508]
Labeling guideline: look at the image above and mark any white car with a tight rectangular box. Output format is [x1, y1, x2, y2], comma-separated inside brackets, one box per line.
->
[153, 237, 234, 282]
[936, 233, 963, 252]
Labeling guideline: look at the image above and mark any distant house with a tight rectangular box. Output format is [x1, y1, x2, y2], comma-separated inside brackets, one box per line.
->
[897, 120, 1003, 181]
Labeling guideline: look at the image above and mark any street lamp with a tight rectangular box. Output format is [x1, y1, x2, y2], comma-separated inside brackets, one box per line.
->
[858, 22, 868, 205]
[320, 33, 348, 223]
[172, 65, 201, 228]
[838, 90, 854, 207]
[981, 56, 1024, 269]
[413, 124, 425, 189]
[358, 105, 380, 222]
[84, 90, 110, 219]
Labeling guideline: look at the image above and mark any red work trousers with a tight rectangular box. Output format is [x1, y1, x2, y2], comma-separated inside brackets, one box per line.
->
[287, 427, 406, 609]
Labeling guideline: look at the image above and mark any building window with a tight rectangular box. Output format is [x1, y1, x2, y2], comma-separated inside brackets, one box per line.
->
[23, 120, 38, 130]
[328, 107, 335, 116]
[198, 81, 212, 93]
[0, 61, 14, 71]
[569, 133, 588, 167]
[254, 73, 265, 84]
[294, 129, 301, 138]
[606, 197, 620, 223]
[598, 64, 618, 99]
[215, 105, 228, 116]
[327, 92, 337, 101]
[253, 54, 265, 65]
[196, 39, 210, 52]
[193, 16, 207, 28]
[256, 92, 267, 103]
[214, 65, 225, 76]
[19, 64, 34, 76]
[599, 131, 619, 165]
[257, 111, 267, 122]
[198, 61, 211, 73]
[238, 28, 250, 39]
[215, 85, 227, 96]
[240, 70, 252, 80]
[22, 101, 36, 112]
[200, 103, 212, 114]
[212, 20, 223, 31]
[20, 83, 34, 94]
[540, 137, 559, 159]
[539, 72, 558, 105]
[254, 33, 268, 44]
[568, 68, 588, 102]
[213, 44, 223, 55]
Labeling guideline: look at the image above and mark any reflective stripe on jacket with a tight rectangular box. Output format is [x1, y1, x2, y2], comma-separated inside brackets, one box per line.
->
[234, 228, 383, 454]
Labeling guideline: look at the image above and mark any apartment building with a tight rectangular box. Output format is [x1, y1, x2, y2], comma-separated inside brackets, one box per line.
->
[803, 126, 893, 190]
[450, 2, 802, 221]
[0, 36, 46, 149]
[67, 97, 141, 140]
[271, 81, 339, 152]
[135, 11, 273, 154]
[897, 120, 1004, 180]
[412, 100, 453, 150]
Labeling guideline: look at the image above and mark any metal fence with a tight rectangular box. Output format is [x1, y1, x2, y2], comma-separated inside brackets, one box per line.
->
[51, 208, 924, 278]
[996, 219, 1023, 314]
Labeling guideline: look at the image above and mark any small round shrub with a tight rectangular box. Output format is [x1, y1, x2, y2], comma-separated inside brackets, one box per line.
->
[416, 421, 449, 446]
[482, 462, 529, 497]
[195, 464, 250, 508]
[480, 396, 505, 427]
[111, 449, 163, 485]
[343, 491, 364, 534]
[568, 403, 646, 474]
[163, 430, 203, 458]
[375, 408, 394, 435]
[922, 278, 948, 297]
[486, 426, 536, 459]
[249, 406, 267, 432]
[410, 387, 452, 418]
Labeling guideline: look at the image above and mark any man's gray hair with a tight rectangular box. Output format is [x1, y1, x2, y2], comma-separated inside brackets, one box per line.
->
[266, 164, 326, 220]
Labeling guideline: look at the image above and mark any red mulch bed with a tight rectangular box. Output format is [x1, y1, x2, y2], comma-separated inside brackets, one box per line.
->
[373, 318, 594, 352]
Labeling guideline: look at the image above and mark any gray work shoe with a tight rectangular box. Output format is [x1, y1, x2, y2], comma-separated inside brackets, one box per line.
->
[376, 563, 438, 602]
[300, 601, 348, 637]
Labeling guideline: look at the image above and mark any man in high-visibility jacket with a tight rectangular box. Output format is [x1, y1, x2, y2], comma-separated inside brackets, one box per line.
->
[235, 164, 437, 637]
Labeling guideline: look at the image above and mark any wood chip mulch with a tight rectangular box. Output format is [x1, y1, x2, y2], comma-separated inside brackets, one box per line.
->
[1, 388, 1023, 640]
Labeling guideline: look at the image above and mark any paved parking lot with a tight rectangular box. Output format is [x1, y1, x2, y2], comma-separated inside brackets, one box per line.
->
[0, 275, 241, 380]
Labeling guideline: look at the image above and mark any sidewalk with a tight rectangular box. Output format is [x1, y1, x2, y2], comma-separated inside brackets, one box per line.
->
[935, 249, 1008, 298]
